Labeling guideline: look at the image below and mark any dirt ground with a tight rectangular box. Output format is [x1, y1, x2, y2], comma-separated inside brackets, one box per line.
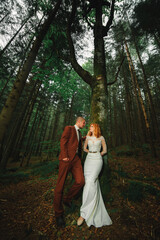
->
[0, 149, 160, 240]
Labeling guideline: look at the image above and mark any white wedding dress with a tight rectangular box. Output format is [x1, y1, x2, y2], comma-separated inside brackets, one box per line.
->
[80, 136, 112, 228]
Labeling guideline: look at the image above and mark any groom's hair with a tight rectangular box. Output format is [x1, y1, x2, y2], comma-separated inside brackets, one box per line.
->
[76, 117, 85, 123]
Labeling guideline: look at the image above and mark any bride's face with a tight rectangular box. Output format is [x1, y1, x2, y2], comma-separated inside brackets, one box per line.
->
[90, 125, 95, 133]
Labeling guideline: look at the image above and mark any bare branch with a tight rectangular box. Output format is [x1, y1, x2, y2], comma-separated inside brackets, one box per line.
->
[107, 56, 125, 86]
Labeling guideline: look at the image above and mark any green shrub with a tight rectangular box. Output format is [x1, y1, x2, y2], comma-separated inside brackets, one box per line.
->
[121, 181, 144, 202]
[121, 181, 160, 202]
[142, 144, 151, 153]
[30, 160, 59, 178]
[0, 171, 29, 184]
[116, 150, 134, 156]
[0, 160, 59, 184]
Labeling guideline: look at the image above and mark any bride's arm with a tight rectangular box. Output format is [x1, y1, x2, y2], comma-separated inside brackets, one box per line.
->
[83, 138, 89, 153]
[101, 137, 107, 156]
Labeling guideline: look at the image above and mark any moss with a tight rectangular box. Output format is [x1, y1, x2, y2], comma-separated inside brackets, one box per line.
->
[90, 80, 108, 134]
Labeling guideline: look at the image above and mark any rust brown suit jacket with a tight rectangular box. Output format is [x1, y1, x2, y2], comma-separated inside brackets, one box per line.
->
[59, 126, 83, 161]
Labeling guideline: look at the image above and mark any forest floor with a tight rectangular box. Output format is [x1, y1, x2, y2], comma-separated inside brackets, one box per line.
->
[0, 146, 160, 240]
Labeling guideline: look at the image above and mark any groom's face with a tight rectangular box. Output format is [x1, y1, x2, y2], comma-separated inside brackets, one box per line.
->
[78, 120, 86, 129]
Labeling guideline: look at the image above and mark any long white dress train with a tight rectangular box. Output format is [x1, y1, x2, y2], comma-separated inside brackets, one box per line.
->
[80, 136, 112, 228]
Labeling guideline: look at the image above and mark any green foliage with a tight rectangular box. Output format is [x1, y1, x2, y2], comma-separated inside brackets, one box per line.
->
[116, 145, 136, 157]
[116, 164, 128, 178]
[100, 161, 112, 200]
[133, 0, 160, 35]
[40, 140, 60, 154]
[0, 171, 29, 184]
[121, 181, 160, 202]
[122, 181, 144, 202]
[30, 160, 59, 179]
[142, 144, 151, 154]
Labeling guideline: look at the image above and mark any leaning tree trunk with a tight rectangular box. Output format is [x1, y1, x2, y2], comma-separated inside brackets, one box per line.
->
[0, 77, 38, 166]
[125, 40, 157, 157]
[0, 12, 9, 24]
[0, 0, 62, 163]
[0, 16, 30, 57]
[24, 104, 41, 167]
[133, 38, 160, 142]
[125, 41, 146, 143]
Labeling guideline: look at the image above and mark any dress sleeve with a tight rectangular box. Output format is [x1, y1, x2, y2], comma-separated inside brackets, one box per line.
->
[101, 136, 107, 155]
[83, 136, 89, 153]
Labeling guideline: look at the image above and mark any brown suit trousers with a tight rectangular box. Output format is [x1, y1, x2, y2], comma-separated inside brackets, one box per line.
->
[53, 126, 85, 217]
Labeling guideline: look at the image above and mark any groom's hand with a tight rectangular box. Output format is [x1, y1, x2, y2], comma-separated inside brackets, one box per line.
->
[62, 158, 69, 161]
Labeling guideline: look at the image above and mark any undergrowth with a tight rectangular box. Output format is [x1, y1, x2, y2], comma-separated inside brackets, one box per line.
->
[0, 160, 59, 184]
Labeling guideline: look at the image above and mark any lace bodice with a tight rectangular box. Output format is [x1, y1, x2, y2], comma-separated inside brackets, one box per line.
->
[84, 136, 107, 154]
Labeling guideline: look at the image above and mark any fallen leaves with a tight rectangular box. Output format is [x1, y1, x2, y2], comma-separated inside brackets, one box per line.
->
[0, 151, 160, 240]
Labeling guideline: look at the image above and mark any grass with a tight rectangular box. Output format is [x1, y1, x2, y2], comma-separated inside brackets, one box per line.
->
[121, 180, 160, 202]
[0, 160, 59, 184]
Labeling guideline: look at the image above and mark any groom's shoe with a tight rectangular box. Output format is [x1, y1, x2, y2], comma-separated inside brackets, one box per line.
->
[63, 200, 72, 208]
[55, 215, 65, 228]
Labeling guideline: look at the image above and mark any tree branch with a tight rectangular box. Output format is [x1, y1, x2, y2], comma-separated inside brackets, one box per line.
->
[85, 15, 94, 29]
[107, 56, 125, 86]
[103, 0, 115, 37]
[82, 1, 94, 29]
[102, 0, 110, 8]
[66, 0, 94, 86]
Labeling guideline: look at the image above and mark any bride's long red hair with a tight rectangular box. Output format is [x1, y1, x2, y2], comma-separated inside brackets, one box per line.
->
[88, 123, 101, 138]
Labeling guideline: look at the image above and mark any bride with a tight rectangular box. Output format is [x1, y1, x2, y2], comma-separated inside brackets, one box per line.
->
[77, 123, 112, 228]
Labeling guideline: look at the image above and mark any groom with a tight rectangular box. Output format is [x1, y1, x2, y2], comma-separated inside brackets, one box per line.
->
[53, 117, 86, 227]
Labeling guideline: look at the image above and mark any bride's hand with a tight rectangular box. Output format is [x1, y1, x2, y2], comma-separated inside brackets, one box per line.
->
[87, 131, 91, 136]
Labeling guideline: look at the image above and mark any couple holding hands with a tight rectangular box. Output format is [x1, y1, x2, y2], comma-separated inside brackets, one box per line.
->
[53, 117, 112, 228]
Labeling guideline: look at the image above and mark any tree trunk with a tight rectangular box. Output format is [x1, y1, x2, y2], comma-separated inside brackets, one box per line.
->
[121, 62, 134, 145]
[125, 41, 146, 143]
[48, 108, 55, 140]
[31, 115, 43, 157]
[0, 12, 9, 24]
[133, 38, 160, 141]
[0, 0, 62, 154]
[125, 40, 157, 157]
[23, 104, 41, 167]
[66, 0, 115, 198]
[90, 1, 108, 134]
[0, 77, 38, 165]
[52, 102, 61, 143]
[108, 90, 113, 147]
[154, 76, 160, 93]
[0, 70, 15, 100]
[112, 87, 118, 147]
[0, 78, 41, 168]
[0, 16, 30, 57]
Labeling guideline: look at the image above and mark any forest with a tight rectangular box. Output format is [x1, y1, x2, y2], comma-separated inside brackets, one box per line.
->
[0, 0, 160, 239]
